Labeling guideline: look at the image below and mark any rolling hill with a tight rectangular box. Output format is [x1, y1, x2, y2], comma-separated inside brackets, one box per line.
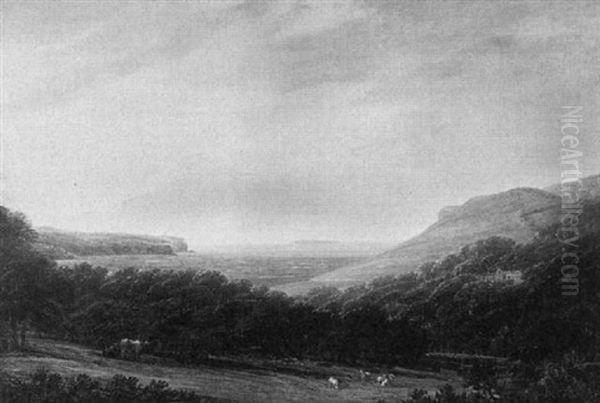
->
[278, 174, 600, 294]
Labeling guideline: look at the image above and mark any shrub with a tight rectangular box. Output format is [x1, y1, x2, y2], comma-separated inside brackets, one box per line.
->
[0, 369, 228, 402]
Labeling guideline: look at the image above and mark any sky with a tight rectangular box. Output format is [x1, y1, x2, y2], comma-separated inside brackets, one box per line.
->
[1, 0, 599, 247]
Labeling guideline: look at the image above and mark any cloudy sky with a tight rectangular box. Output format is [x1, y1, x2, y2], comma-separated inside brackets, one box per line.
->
[1, 0, 599, 246]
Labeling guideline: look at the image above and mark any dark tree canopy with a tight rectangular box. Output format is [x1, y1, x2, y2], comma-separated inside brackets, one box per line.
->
[1, 206, 58, 350]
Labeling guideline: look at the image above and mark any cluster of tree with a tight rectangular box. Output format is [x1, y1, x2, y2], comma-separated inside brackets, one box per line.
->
[302, 201, 600, 364]
[0, 207, 59, 350]
[0, 369, 225, 403]
[41, 264, 426, 366]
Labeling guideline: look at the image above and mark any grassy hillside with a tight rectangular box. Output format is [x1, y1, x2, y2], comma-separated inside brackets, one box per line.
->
[1, 339, 455, 403]
[280, 174, 600, 294]
[279, 188, 559, 293]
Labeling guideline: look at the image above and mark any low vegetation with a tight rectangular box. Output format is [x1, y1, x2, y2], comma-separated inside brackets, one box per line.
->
[0, 368, 221, 403]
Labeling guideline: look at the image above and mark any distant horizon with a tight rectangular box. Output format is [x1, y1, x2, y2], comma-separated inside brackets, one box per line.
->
[35, 225, 397, 249]
[21, 171, 600, 250]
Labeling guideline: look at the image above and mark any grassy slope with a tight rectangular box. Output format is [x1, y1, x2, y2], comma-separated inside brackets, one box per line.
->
[1, 339, 457, 403]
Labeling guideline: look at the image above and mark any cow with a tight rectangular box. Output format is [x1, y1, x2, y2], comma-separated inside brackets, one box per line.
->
[377, 373, 395, 386]
[328, 377, 339, 389]
[119, 338, 148, 360]
[464, 386, 501, 400]
[359, 369, 372, 382]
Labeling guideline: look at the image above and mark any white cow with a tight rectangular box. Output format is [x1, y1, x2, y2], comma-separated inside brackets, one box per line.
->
[120, 338, 147, 360]
[377, 373, 395, 386]
[328, 377, 339, 389]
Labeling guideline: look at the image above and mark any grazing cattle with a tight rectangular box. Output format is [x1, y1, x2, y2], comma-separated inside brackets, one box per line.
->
[119, 338, 148, 360]
[377, 374, 394, 386]
[328, 377, 339, 389]
[359, 369, 371, 382]
[464, 387, 500, 400]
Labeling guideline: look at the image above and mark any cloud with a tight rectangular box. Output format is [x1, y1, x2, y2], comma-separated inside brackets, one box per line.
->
[274, 1, 372, 40]
[2, 0, 599, 245]
[1, 1, 245, 110]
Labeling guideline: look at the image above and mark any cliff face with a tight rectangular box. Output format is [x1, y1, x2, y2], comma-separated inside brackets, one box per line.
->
[160, 236, 189, 253]
[34, 228, 188, 259]
[390, 187, 561, 253]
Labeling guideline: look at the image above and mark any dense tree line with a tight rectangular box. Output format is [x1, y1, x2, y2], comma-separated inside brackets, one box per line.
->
[43, 264, 426, 365]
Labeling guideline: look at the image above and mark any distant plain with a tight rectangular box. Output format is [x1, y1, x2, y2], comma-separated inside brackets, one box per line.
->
[56, 253, 369, 289]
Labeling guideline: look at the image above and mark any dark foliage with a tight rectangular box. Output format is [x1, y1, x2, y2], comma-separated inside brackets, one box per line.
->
[0, 369, 227, 403]
[0, 207, 59, 350]
[48, 265, 426, 366]
[403, 356, 600, 402]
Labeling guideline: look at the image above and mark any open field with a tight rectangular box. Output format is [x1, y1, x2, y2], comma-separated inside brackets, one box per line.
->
[1, 339, 459, 403]
[56, 253, 367, 288]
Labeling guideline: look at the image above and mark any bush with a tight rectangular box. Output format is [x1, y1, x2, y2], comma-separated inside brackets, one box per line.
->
[403, 357, 600, 403]
[0, 369, 227, 402]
